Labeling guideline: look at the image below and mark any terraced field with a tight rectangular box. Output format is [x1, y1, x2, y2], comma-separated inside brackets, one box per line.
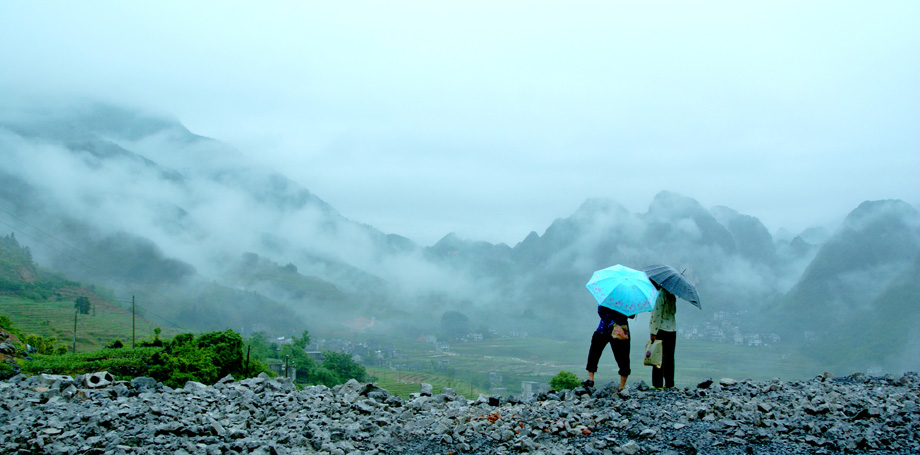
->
[0, 294, 170, 352]
[1, 292, 822, 394]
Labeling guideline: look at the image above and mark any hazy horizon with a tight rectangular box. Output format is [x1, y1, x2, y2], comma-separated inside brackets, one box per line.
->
[2, 1, 919, 246]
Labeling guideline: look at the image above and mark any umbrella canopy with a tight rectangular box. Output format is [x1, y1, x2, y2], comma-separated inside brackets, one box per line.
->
[643, 265, 701, 309]
[585, 264, 659, 316]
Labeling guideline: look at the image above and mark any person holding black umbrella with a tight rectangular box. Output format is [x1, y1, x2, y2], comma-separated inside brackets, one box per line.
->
[649, 281, 677, 389]
[643, 264, 701, 390]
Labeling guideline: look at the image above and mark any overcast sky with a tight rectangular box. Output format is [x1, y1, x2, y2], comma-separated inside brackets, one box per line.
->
[2, 1, 918, 246]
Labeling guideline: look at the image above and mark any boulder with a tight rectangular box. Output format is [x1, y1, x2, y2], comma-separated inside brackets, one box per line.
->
[420, 383, 433, 397]
[82, 371, 114, 388]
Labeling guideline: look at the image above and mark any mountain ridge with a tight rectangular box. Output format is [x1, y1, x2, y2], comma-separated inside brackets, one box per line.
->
[2, 102, 919, 375]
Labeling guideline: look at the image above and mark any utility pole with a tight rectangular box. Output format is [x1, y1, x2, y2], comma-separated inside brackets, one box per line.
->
[72, 296, 91, 353]
[132, 295, 136, 349]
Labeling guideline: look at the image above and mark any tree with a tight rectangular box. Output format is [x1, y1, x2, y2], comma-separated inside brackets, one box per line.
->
[244, 332, 274, 361]
[148, 330, 251, 387]
[440, 311, 470, 340]
[305, 366, 340, 387]
[23, 333, 68, 355]
[291, 330, 311, 350]
[140, 327, 164, 347]
[149, 333, 218, 387]
[72, 296, 92, 353]
[279, 341, 316, 379]
[74, 296, 91, 314]
[321, 351, 367, 382]
[196, 330, 244, 379]
[0, 314, 16, 333]
[549, 371, 580, 391]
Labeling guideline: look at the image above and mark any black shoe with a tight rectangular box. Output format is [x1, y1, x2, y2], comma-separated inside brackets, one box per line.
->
[582, 380, 594, 388]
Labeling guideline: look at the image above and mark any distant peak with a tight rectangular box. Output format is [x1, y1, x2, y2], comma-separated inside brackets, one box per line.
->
[574, 198, 629, 217]
[1, 100, 191, 142]
[843, 199, 918, 231]
[647, 191, 705, 218]
[433, 232, 463, 246]
[710, 205, 740, 219]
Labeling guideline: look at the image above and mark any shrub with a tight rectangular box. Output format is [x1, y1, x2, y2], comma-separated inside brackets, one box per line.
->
[148, 330, 248, 388]
[22, 333, 67, 355]
[0, 314, 17, 333]
[549, 371, 580, 391]
[138, 327, 164, 347]
[304, 366, 340, 387]
[20, 347, 160, 379]
[279, 343, 316, 378]
[196, 330, 244, 379]
[0, 361, 18, 380]
[321, 351, 367, 382]
[1, 314, 67, 354]
[17, 328, 266, 386]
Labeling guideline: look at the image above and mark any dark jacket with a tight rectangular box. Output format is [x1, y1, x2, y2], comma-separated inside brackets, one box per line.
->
[595, 306, 629, 334]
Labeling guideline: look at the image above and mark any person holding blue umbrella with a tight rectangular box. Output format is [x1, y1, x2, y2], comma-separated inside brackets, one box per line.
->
[583, 265, 658, 390]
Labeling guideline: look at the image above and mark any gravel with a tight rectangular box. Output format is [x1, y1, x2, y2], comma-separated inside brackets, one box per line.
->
[1, 371, 917, 454]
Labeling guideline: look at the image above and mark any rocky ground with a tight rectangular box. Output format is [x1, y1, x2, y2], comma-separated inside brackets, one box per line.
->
[0, 371, 917, 455]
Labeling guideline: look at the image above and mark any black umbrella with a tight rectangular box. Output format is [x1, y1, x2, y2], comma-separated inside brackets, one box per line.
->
[643, 265, 701, 309]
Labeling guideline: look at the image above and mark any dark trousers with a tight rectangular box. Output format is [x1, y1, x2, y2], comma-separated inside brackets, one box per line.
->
[652, 330, 676, 388]
[586, 331, 630, 377]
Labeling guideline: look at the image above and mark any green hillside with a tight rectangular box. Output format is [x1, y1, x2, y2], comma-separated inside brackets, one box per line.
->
[1, 233, 80, 300]
[0, 232, 171, 351]
[813, 253, 920, 372]
[232, 252, 349, 308]
[0, 294, 170, 352]
[770, 201, 920, 373]
[1, 229, 316, 337]
[0, 234, 37, 282]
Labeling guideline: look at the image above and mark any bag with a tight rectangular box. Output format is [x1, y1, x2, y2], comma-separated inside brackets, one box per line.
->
[644, 340, 663, 368]
[611, 324, 629, 341]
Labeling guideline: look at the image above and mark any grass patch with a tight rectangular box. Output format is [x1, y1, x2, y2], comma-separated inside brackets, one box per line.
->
[673, 339, 822, 384]
[366, 334, 823, 393]
[368, 366, 488, 400]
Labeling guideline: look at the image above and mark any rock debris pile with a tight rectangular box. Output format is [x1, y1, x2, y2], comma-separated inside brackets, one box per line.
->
[1, 371, 918, 455]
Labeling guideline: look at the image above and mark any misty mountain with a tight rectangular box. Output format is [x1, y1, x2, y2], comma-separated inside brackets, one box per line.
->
[825, 252, 920, 373]
[774, 200, 920, 371]
[0, 104, 417, 332]
[484, 193, 810, 312]
[3, 102, 918, 368]
[779, 200, 920, 330]
[426, 233, 515, 278]
[711, 206, 776, 264]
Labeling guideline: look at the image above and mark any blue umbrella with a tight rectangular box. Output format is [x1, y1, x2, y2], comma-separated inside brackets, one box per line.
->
[643, 264, 701, 309]
[585, 264, 659, 316]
